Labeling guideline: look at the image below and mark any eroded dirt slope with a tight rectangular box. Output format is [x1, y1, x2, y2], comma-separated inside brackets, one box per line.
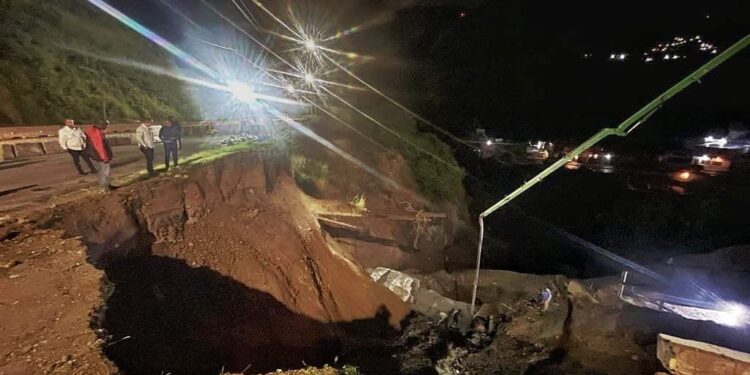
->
[1, 150, 412, 374]
[0, 231, 114, 374]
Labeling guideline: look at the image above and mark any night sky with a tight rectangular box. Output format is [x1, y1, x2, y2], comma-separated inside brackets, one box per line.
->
[105, 0, 749, 141]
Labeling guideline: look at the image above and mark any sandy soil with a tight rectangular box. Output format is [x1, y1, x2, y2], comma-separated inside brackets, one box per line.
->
[0, 149, 420, 374]
[0, 230, 114, 374]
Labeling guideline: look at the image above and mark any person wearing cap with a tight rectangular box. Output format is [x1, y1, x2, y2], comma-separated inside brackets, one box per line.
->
[85, 120, 114, 189]
[58, 118, 97, 175]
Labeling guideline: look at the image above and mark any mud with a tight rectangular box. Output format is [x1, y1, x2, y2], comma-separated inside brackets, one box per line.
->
[54, 151, 415, 374]
[3, 146, 721, 375]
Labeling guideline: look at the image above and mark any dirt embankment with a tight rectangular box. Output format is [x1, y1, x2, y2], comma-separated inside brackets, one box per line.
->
[289, 127, 475, 273]
[1, 151, 416, 374]
[0, 230, 113, 374]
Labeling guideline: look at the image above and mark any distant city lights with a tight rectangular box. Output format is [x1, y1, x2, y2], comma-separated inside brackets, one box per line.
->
[678, 170, 692, 181]
[642, 35, 719, 63]
[704, 135, 728, 147]
[591, 35, 720, 64]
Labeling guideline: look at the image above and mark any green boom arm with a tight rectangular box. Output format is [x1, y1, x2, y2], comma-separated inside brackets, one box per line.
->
[470, 34, 750, 315]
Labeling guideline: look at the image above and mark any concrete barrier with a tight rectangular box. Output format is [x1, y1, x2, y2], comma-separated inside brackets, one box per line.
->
[14, 142, 46, 158]
[42, 140, 64, 155]
[0, 120, 281, 161]
[1, 144, 15, 160]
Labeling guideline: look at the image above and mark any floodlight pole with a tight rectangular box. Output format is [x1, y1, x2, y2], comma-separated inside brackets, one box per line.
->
[470, 34, 750, 315]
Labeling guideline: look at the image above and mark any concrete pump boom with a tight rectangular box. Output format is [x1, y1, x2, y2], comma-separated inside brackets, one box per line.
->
[470, 34, 750, 315]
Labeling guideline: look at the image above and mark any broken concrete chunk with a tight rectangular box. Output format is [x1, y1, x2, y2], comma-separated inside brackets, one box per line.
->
[370, 267, 420, 303]
[657, 333, 750, 375]
[370, 267, 472, 332]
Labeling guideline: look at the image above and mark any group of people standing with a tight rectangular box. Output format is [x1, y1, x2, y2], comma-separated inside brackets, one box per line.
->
[58, 118, 182, 190]
[135, 119, 182, 175]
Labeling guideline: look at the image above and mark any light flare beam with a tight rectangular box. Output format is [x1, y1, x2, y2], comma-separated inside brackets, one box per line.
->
[302, 97, 397, 156]
[156, 0, 206, 32]
[321, 86, 463, 173]
[321, 13, 393, 42]
[86, 0, 217, 80]
[323, 54, 471, 148]
[264, 104, 421, 202]
[199, 0, 298, 72]
[248, 0, 305, 41]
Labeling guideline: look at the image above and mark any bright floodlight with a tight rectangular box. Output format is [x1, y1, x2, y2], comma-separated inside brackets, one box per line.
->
[227, 80, 255, 103]
[485, 140, 493, 146]
[304, 72, 316, 84]
[716, 302, 749, 327]
[304, 38, 318, 52]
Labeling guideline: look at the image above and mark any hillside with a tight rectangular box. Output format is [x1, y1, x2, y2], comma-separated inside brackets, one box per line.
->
[0, 0, 199, 125]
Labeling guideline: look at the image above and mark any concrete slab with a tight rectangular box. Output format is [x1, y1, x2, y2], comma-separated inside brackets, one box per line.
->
[657, 333, 750, 374]
[42, 140, 64, 155]
[1, 144, 15, 160]
[14, 142, 45, 158]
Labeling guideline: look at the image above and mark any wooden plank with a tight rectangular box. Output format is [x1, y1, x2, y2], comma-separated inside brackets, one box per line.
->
[657, 334, 750, 375]
[319, 211, 447, 221]
[317, 217, 363, 232]
[381, 212, 447, 221]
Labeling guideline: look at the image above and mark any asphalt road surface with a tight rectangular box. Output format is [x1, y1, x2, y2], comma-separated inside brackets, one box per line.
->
[0, 138, 214, 215]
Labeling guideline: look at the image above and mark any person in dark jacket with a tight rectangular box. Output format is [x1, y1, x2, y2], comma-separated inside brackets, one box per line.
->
[159, 118, 182, 171]
[85, 120, 114, 189]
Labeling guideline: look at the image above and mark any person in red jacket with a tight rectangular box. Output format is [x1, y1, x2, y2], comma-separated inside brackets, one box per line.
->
[85, 120, 114, 189]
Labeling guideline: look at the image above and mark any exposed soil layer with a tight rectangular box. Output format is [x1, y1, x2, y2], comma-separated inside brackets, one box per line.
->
[96, 255, 382, 374]
[0, 230, 114, 374]
[62, 151, 413, 374]
[7, 148, 742, 374]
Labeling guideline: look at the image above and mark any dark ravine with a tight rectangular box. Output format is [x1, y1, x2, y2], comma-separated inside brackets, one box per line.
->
[38, 151, 416, 374]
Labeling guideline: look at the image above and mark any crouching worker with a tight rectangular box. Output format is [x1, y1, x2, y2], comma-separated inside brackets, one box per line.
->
[537, 287, 553, 312]
[85, 120, 114, 189]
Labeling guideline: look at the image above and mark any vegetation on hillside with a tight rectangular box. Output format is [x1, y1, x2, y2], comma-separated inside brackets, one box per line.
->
[0, 0, 465, 204]
[0, 0, 199, 125]
[363, 102, 466, 203]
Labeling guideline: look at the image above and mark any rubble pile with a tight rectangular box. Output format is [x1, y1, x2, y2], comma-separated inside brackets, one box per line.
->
[220, 133, 259, 146]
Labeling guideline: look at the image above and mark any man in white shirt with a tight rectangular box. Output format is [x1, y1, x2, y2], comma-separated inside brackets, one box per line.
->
[58, 118, 96, 175]
[135, 122, 156, 176]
